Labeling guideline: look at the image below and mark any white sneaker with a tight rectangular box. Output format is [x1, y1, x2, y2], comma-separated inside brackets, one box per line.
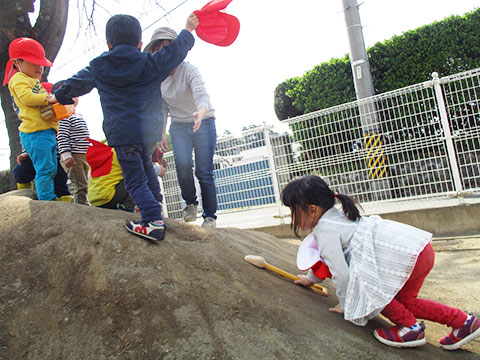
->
[183, 204, 198, 222]
[125, 220, 167, 241]
[202, 217, 216, 228]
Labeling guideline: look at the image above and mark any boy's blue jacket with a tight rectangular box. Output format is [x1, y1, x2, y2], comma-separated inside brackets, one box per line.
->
[54, 30, 194, 147]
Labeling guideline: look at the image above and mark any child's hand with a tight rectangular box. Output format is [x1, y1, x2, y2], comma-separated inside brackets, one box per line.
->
[16, 153, 29, 165]
[185, 13, 199, 32]
[63, 157, 76, 168]
[294, 274, 315, 287]
[40, 105, 56, 121]
[153, 163, 167, 178]
[46, 94, 57, 103]
[329, 303, 344, 314]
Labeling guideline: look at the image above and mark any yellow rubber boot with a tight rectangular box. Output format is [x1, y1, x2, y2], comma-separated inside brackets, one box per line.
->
[17, 182, 33, 189]
[57, 195, 72, 203]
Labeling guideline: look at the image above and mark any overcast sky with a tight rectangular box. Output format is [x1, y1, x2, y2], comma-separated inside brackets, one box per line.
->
[1, 0, 478, 169]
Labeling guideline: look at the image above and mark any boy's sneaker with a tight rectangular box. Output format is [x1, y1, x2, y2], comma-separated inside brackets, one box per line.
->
[125, 220, 167, 242]
[202, 217, 216, 228]
[373, 322, 426, 348]
[439, 314, 480, 350]
[183, 204, 198, 222]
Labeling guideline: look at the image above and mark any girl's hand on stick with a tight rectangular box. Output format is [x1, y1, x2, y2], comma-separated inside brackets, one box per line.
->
[294, 274, 315, 287]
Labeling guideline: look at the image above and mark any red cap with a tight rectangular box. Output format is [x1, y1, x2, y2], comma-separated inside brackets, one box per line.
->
[9, 38, 53, 66]
[297, 233, 332, 280]
[86, 138, 114, 178]
[41, 82, 53, 93]
[194, 0, 240, 47]
[310, 260, 332, 280]
[3, 38, 53, 86]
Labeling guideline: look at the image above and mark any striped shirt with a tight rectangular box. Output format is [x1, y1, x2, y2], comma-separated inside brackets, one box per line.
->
[57, 113, 90, 157]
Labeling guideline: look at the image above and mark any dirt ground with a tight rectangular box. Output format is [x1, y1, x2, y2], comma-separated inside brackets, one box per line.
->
[0, 190, 479, 359]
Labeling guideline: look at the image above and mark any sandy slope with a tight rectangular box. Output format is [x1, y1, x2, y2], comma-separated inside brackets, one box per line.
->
[0, 190, 478, 359]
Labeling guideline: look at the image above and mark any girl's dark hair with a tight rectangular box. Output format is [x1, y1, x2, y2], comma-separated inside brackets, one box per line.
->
[106, 14, 142, 48]
[281, 175, 361, 236]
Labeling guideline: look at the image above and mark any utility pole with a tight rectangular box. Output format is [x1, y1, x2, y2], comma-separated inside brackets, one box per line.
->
[342, 0, 390, 200]
[342, 0, 375, 100]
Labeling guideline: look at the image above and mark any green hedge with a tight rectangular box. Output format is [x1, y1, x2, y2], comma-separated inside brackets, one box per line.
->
[274, 8, 480, 120]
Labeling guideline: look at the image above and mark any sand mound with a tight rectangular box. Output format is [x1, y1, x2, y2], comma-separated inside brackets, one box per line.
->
[0, 191, 472, 359]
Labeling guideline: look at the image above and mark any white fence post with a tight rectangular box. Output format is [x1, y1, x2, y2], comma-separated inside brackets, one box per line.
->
[158, 176, 169, 218]
[432, 72, 464, 195]
[263, 123, 285, 224]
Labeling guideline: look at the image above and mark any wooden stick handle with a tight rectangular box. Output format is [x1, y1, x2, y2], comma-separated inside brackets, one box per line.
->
[309, 284, 329, 296]
[264, 263, 298, 281]
[264, 263, 328, 296]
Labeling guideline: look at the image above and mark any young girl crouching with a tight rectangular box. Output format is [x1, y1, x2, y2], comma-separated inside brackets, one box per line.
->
[282, 175, 479, 350]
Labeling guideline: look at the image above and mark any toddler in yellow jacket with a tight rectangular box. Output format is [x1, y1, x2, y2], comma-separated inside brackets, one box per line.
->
[4, 38, 58, 200]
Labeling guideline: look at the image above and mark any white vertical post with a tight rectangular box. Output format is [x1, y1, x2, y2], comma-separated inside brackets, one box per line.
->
[158, 176, 169, 218]
[263, 123, 284, 224]
[432, 72, 464, 194]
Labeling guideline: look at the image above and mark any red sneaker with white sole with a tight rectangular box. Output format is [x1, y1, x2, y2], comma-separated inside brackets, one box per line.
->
[440, 315, 480, 350]
[373, 322, 426, 348]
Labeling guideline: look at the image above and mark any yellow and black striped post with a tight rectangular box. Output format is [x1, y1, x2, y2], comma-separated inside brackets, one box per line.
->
[364, 133, 388, 179]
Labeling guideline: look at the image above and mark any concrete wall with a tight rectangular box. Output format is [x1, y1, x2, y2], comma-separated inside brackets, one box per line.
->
[253, 202, 480, 238]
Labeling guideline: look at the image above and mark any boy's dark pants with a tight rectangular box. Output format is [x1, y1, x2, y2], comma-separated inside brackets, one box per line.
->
[13, 157, 70, 198]
[115, 143, 163, 223]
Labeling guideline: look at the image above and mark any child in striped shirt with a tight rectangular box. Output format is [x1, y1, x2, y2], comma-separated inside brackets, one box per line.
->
[52, 80, 90, 205]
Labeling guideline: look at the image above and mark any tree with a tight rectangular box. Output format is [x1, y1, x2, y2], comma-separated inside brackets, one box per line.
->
[0, 0, 68, 184]
[273, 77, 303, 121]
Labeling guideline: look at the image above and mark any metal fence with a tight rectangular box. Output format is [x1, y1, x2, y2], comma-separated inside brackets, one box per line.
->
[160, 68, 480, 228]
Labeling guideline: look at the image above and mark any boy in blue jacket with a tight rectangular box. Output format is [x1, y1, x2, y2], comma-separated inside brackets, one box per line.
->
[50, 13, 199, 241]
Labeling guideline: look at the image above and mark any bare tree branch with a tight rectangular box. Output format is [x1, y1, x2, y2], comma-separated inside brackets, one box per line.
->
[0, 0, 67, 179]
[0, 0, 188, 183]
[33, 0, 69, 80]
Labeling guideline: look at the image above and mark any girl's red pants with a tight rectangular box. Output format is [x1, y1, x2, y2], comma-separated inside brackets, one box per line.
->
[381, 243, 467, 328]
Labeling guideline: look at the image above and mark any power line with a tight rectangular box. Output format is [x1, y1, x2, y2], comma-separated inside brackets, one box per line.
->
[53, 0, 189, 72]
[143, 0, 189, 32]
[53, 6, 157, 71]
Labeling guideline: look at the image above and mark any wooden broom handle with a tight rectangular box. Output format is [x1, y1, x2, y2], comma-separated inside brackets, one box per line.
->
[264, 263, 328, 296]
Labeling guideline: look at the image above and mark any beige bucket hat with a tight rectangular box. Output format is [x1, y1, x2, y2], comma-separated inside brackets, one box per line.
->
[143, 27, 178, 53]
